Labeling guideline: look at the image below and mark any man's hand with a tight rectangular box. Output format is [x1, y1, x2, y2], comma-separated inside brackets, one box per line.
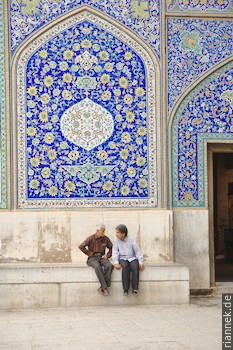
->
[114, 264, 121, 270]
[139, 264, 145, 270]
[102, 255, 108, 259]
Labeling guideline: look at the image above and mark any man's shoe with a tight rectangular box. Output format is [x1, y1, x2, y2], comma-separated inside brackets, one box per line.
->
[103, 288, 109, 296]
[97, 287, 104, 295]
[123, 290, 128, 296]
[132, 290, 138, 296]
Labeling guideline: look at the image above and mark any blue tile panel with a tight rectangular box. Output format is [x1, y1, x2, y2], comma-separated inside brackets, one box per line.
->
[167, 0, 233, 12]
[167, 18, 233, 113]
[10, 0, 160, 57]
[16, 13, 158, 209]
[172, 61, 233, 207]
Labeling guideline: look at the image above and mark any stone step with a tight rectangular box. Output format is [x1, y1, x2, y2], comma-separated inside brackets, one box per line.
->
[0, 262, 189, 309]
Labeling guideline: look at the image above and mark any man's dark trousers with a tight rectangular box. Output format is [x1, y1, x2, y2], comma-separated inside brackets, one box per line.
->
[120, 259, 139, 291]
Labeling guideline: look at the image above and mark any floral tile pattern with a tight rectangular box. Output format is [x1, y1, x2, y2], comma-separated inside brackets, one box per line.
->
[167, 18, 233, 113]
[16, 11, 158, 209]
[172, 61, 233, 207]
[167, 0, 233, 12]
[10, 0, 160, 56]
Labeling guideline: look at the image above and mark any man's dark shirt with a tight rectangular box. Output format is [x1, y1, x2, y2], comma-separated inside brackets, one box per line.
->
[79, 234, 113, 258]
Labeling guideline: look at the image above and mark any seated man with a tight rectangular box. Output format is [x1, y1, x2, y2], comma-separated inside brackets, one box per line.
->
[79, 223, 114, 296]
[112, 224, 145, 296]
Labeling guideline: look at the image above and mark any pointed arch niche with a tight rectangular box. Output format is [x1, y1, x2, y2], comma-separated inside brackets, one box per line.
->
[12, 8, 160, 209]
[170, 59, 233, 208]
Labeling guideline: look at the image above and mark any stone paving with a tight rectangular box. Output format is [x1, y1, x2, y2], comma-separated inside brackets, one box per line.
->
[0, 282, 232, 350]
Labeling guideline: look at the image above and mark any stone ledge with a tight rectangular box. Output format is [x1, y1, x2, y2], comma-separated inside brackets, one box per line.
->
[0, 262, 189, 283]
[0, 263, 189, 308]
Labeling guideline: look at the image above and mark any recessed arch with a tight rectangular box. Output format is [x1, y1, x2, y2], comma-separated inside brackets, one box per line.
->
[169, 57, 233, 208]
[12, 7, 161, 209]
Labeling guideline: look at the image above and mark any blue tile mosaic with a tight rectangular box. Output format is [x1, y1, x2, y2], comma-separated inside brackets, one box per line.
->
[10, 0, 160, 57]
[172, 61, 233, 207]
[167, 0, 233, 11]
[15, 12, 158, 209]
[167, 18, 233, 113]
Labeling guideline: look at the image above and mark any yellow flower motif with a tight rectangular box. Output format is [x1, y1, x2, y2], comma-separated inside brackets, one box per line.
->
[120, 148, 129, 160]
[30, 157, 40, 167]
[102, 181, 113, 191]
[48, 186, 58, 197]
[120, 185, 130, 196]
[121, 132, 131, 143]
[97, 150, 108, 160]
[137, 126, 147, 136]
[138, 178, 148, 188]
[63, 73, 72, 83]
[81, 39, 92, 49]
[124, 94, 133, 105]
[81, 27, 92, 35]
[114, 89, 121, 96]
[41, 93, 50, 104]
[119, 77, 129, 88]
[39, 111, 48, 123]
[136, 156, 146, 166]
[135, 87, 145, 97]
[68, 150, 79, 160]
[60, 141, 68, 149]
[101, 91, 111, 101]
[47, 149, 57, 160]
[29, 179, 40, 189]
[44, 75, 54, 87]
[127, 167, 136, 178]
[27, 86, 38, 96]
[42, 167, 51, 179]
[99, 51, 109, 61]
[73, 43, 80, 51]
[124, 52, 133, 60]
[39, 50, 48, 59]
[63, 50, 74, 60]
[62, 90, 72, 100]
[27, 100, 36, 108]
[108, 141, 116, 149]
[100, 74, 110, 84]
[104, 62, 114, 72]
[65, 181, 76, 192]
[126, 111, 135, 122]
[22, 0, 39, 15]
[184, 192, 194, 201]
[59, 61, 69, 71]
[136, 137, 143, 145]
[27, 126, 37, 137]
[44, 132, 54, 144]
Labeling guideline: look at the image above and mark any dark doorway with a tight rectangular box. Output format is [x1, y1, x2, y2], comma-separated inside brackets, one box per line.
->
[214, 152, 233, 282]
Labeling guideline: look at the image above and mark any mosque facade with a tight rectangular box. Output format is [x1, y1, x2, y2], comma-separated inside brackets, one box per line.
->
[0, 1, 233, 306]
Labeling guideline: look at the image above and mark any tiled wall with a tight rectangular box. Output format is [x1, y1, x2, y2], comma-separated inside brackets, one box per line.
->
[0, 1, 232, 209]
